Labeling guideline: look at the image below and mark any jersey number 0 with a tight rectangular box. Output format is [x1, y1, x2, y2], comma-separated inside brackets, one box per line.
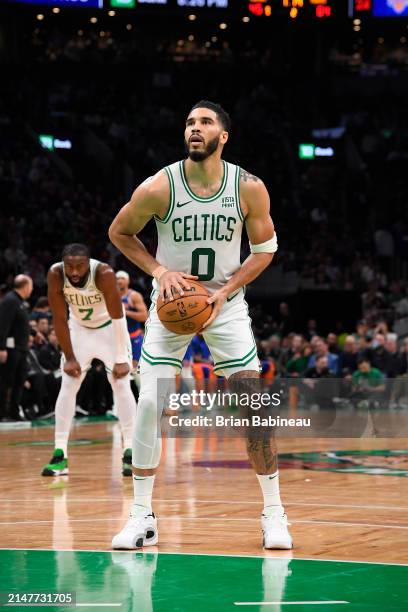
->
[191, 248, 215, 281]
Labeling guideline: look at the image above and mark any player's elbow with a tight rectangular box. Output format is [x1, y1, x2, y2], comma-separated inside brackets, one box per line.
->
[108, 221, 120, 246]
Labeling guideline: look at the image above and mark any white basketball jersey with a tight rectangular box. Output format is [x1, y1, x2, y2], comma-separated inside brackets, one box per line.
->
[154, 160, 244, 294]
[62, 258, 111, 329]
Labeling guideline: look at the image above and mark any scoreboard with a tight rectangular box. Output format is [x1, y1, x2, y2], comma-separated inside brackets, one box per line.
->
[352, 0, 408, 16]
[2, 0, 340, 19]
[6, 0, 405, 18]
[246, 1, 336, 19]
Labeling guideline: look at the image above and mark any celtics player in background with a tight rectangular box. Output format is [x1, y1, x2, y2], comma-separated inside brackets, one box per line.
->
[41, 244, 137, 477]
[109, 101, 292, 549]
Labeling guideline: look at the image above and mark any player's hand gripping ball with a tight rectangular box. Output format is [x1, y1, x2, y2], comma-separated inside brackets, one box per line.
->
[157, 280, 213, 334]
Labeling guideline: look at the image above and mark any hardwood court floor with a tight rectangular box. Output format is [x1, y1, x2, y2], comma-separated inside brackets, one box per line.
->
[0, 419, 407, 565]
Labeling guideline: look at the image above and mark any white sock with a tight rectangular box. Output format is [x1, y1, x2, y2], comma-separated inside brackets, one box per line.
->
[55, 441, 68, 457]
[132, 475, 155, 516]
[257, 471, 282, 510]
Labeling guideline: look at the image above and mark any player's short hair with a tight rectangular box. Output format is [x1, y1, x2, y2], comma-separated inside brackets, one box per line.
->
[189, 100, 231, 132]
[62, 243, 90, 259]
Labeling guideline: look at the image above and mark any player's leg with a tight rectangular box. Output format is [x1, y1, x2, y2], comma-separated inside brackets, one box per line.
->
[229, 370, 292, 549]
[96, 323, 137, 475]
[42, 368, 86, 475]
[106, 371, 136, 475]
[42, 322, 89, 476]
[203, 293, 292, 549]
[111, 361, 176, 549]
[112, 306, 191, 549]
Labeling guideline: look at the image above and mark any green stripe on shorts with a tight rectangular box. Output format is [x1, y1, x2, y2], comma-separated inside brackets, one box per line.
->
[213, 351, 258, 373]
[141, 348, 182, 368]
[215, 345, 257, 368]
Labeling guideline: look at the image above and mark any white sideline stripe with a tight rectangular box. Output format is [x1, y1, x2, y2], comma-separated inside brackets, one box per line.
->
[0, 498, 407, 512]
[1, 517, 407, 530]
[75, 603, 123, 608]
[234, 602, 349, 606]
[1, 547, 407, 567]
[76, 605, 121, 608]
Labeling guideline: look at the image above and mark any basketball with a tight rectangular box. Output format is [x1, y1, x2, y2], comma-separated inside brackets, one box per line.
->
[156, 280, 213, 334]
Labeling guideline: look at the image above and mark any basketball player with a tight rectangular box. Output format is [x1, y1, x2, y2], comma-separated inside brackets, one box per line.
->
[41, 244, 137, 477]
[115, 270, 148, 385]
[109, 101, 292, 549]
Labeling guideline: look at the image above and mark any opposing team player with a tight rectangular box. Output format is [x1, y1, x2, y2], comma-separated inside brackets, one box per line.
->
[115, 270, 148, 387]
[41, 244, 137, 477]
[109, 101, 292, 549]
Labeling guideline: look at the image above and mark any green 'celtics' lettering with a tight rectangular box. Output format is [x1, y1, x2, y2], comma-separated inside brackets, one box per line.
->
[183, 215, 192, 242]
[171, 214, 237, 243]
[172, 218, 182, 242]
[216, 215, 227, 241]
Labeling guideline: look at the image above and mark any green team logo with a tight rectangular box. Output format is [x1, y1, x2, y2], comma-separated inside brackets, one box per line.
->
[192, 449, 408, 476]
[279, 449, 408, 476]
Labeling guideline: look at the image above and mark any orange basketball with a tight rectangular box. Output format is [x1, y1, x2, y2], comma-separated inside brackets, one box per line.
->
[156, 280, 213, 335]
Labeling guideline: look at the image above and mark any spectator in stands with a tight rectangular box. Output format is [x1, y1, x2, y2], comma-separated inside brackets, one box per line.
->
[351, 357, 386, 406]
[371, 333, 392, 377]
[327, 333, 340, 354]
[390, 338, 408, 408]
[37, 316, 50, 340]
[385, 336, 402, 379]
[302, 355, 337, 411]
[23, 334, 47, 419]
[0, 275, 33, 421]
[339, 335, 359, 377]
[31, 297, 52, 322]
[286, 341, 310, 378]
[308, 338, 339, 376]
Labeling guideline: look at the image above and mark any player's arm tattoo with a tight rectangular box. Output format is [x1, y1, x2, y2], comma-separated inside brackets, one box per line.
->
[240, 168, 260, 183]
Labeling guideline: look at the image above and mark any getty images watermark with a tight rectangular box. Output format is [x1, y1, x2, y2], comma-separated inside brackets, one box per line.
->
[165, 390, 311, 429]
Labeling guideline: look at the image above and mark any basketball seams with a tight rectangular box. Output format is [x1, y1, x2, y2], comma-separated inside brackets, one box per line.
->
[156, 292, 210, 313]
[158, 303, 212, 324]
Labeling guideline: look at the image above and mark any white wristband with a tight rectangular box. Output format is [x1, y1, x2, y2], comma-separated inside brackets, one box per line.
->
[112, 318, 129, 364]
[250, 233, 278, 254]
[152, 265, 168, 280]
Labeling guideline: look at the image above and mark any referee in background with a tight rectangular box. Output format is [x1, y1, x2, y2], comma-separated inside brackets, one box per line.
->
[0, 275, 33, 421]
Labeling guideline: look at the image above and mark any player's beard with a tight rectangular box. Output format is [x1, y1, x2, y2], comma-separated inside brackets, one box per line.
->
[67, 272, 89, 287]
[185, 135, 220, 162]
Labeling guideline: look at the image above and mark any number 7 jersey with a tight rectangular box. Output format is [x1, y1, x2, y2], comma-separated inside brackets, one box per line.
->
[154, 160, 244, 294]
[62, 258, 112, 329]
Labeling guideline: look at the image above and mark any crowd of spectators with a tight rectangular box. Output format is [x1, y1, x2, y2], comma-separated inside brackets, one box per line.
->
[1, 286, 408, 422]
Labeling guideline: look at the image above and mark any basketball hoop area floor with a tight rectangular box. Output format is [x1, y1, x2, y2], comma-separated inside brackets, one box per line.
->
[1, 419, 407, 611]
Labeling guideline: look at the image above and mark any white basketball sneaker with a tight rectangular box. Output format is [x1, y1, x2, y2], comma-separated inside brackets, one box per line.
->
[261, 507, 293, 550]
[111, 511, 158, 550]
